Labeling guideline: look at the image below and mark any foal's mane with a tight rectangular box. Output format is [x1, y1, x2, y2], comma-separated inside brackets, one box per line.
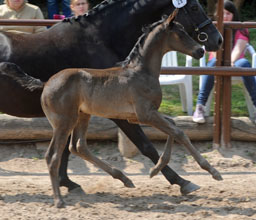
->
[0, 62, 44, 91]
[120, 16, 168, 68]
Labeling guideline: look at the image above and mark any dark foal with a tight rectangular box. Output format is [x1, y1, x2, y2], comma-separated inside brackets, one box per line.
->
[41, 11, 222, 208]
[0, 0, 223, 194]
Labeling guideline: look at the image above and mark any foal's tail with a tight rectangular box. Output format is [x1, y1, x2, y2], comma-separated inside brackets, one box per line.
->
[0, 62, 45, 117]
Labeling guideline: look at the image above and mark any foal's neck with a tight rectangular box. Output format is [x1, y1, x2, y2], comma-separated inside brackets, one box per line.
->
[133, 28, 167, 77]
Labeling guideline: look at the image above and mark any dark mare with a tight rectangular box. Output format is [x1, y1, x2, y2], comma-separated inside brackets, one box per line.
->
[41, 11, 221, 207]
[0, 0, 223, 195]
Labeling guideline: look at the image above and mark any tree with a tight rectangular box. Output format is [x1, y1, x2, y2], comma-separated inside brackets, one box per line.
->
[233, 0, 245, 12]
[205, 0, 246, 19]
[206, 0, 217, 19]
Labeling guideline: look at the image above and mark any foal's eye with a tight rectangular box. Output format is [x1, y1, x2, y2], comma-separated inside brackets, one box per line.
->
[191, 5, 198, 11]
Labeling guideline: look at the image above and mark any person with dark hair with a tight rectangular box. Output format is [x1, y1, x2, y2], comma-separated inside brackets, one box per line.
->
[193, 0, 256, 123]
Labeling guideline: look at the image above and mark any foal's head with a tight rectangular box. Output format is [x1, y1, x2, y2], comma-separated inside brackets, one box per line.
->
[162, 9, 204, 59]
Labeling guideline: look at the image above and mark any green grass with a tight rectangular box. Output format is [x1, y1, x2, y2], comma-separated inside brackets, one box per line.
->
[159, 28, 256, 117]
[159, 75, 250, 117]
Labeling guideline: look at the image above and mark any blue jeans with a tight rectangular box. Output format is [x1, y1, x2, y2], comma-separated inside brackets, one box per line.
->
[197, 57, 256, 107]
[47, 0, 71, 19]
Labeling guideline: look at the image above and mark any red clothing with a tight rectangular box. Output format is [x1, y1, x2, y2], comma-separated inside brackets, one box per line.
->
[208, 28, 249, 61]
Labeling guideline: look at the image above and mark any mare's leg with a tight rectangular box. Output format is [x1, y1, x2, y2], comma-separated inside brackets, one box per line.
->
[58, 139, 81, 191]
[111, 119, 200, 195]
[69, 113, 135, 188]
[137, 111, 222, 181]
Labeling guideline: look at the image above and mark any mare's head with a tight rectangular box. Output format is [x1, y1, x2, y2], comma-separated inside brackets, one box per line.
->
[75, 0, 222, 53]
[121, 9, 204, 68]
[163, 9, 204, 59]
[170, 0, 223, 51]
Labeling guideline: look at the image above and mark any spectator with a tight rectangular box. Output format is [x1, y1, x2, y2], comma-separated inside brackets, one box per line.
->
[193, 0, 256, 124]
[70, 0, 89, 16]
[0, 0, 46, 34]
[47, 0, 71, 19]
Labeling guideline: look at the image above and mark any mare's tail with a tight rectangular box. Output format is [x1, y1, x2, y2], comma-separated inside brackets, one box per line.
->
[0, 62, 45, 117]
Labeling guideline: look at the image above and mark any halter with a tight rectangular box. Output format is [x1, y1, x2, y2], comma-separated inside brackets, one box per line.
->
[181, 7, 212, 42]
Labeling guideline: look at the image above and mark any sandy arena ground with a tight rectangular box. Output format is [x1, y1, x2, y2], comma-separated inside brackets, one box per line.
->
[0, 140, 256, 220]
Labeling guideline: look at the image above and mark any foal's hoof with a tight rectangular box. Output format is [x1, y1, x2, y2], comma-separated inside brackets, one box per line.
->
[124, 179, 135, 188]
[55, 199, 66, 208]
[212, 169, 223, 181]
[180, 182, 200, 195]
[149, 167, 161, 178]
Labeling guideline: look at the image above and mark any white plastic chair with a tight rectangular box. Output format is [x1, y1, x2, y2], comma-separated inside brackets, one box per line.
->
[199, 43, 256, 117]
[159, 51, 193, 115]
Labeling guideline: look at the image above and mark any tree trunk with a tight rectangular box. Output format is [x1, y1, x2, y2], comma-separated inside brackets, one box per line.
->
[207, 0, 217, 19]
[233, 0, 245, 12]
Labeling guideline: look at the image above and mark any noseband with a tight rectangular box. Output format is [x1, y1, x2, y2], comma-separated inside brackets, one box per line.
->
[181, 7, 212, 42]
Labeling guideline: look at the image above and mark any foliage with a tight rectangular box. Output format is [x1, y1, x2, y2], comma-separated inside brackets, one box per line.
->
[240, 0, 256, 21]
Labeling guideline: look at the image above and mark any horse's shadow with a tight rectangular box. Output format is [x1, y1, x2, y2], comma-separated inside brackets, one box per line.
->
[217, 141, 256, 161]
[126, 141, 201, 175]
[1, 189, 256, 217]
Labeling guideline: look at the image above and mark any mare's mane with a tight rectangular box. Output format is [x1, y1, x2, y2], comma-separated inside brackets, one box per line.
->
[0, 63, 43, 91]
[120, 16, 168, 68]
[63, 0, 133, 23]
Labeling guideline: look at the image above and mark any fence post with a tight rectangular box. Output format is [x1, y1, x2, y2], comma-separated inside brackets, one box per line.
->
[221, 28, 233, 148]
[213, 0, 224, 148]
[118, 129, 139, 158]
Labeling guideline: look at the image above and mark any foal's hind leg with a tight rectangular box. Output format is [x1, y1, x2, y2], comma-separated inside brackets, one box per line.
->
[69, 113, 135, 188]
[137, 110, 222, 181]
[45, 126, 72, 208]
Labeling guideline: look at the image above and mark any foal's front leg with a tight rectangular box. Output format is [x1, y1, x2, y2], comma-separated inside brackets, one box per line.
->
[149, 135, 174, 178]
[137, 110, 222, 181]
[69, 113, 135, 188]
[112, 119, 200, 195]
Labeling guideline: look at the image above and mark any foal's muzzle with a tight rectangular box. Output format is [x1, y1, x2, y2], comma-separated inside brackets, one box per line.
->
[192, 47, 205, 59]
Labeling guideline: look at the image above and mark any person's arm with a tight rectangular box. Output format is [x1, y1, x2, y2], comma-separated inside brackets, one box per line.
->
[231, 38, 248, 66]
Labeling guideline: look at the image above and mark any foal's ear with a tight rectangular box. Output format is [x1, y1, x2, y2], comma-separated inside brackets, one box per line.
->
[166, 8, 179, 25]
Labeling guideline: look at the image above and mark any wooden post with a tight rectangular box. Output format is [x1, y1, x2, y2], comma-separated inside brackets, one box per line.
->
[221, 28, 233, 148]
[213, 0, 224, 148]
[213, 75, 222, 148]
[118, 129, 139, 158]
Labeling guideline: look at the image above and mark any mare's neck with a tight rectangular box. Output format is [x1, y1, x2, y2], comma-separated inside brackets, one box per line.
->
[92, 0, 173, 59]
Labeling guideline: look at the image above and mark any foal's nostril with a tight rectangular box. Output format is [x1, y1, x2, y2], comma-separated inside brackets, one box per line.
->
[193, 47, 205, 59]
[199, 48, 205, 56]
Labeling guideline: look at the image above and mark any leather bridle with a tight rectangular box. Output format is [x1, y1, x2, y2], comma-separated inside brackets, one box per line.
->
[181, 6, 212, 42]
